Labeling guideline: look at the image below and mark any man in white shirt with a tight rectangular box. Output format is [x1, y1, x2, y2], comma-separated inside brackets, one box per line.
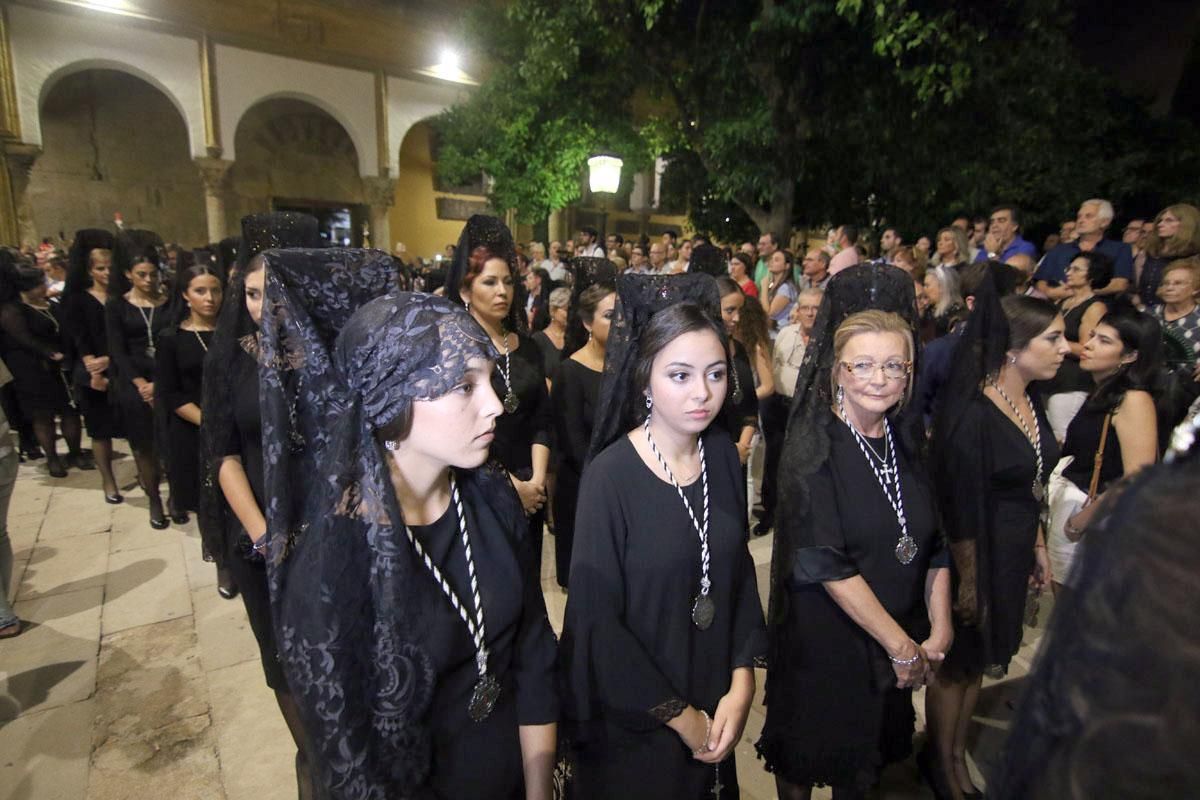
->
[647, 242, 669, 274]
[577, 227, 605, 258]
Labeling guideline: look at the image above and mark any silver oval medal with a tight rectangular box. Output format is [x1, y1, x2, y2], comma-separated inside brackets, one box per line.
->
[468, 674, 501, 722]
[1032, 481, 1044, 503]
[692, 594, 715, 630]
[503, 391, 519, 414]
[895, 535, 918, 565]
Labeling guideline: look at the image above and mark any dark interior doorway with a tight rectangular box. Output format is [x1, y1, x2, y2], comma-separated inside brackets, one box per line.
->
[273, 199, 366, 247]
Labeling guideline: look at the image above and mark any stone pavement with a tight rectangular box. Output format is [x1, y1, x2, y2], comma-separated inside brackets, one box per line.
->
[1, 451, 1050, 799]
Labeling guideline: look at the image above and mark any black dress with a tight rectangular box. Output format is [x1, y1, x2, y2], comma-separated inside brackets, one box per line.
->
[756, 421, 945, 791]
[532, 329, 564, 377]
[219, 348, 285, 689]
[60, 292, 119, 438]
[156, 328, 212, 511]
[941, 396, 1059, 679]
[549, 357, 602, 588]
[561, 429, 768, 799]
[489, 333, 552, 567]
[0, 302, 74, 415]
[1062, 403, 1123, 495]
[716, 339, 759, 445]
[106, 297, 169, 449]
[408, 476, 559, 799]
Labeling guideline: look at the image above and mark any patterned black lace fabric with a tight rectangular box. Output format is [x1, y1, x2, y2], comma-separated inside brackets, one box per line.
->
[259, 254, 501, 798]
[767, 263, 923, 630]
[237, 212, 322, 271]
[563, 257, 617, 355]
[443, 214, 527, 334]
[588, 272, 724, 460]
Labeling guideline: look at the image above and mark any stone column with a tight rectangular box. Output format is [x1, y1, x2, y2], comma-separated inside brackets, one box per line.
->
[195, 157, 234, 243]
[362, 176, 396, 251]
[3, 141, 41, 246]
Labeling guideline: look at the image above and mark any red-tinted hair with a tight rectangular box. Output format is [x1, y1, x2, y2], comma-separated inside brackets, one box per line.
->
[460, 245, 513, 292]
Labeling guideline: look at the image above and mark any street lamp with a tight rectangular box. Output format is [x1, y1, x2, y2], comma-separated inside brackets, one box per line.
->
[587, 155, 623, 194]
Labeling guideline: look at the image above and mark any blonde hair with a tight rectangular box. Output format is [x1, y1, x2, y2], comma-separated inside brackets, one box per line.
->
[1162, 257, 1200, 295]
[831, 310, 916, 407]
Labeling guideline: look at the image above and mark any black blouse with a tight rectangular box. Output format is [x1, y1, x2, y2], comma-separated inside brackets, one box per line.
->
[490, 333, 551, 476]
[60, 291, 109, 359]
[561, 428, 767, 733]
[550, 357, 602, 478]
[106, 297, 169, 383]
[409, 479, 559, 799]
[717, 339, 759, 442]
[221, 349, 265, 505]
[156, 328, 212, 414]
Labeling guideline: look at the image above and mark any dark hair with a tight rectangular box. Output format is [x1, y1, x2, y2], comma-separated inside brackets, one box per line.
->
[633, 302, 726, 419]
[1087, 300, 1163, 413]
[730, 252, 754, 275]
[992, 204, 1022, 229]
[664, 230, 678, 242]
[578, 282, 615, 324]
[459, 245, 512, 294]
[716, 275, 741, 298]
[761, 231, 779, 247]
[530, 266, 550, 285]
[769, 250, 797, 301]
[958, 261, 992, 299]
[1001, 294, 1059, 352]
[581, 226, 599, 239]
[1073, 250, 1115, 290]
[12, 265, 46, 294]
[611, 234, 624, 246]
[841, 224, 859, 245]
[168, 264, 224, 325]
[736, 293, 772, 358]
[375, 405, 415, 446]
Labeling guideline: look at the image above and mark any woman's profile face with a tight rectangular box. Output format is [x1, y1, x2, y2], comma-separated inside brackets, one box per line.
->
[1013, 314, 1069, 382]
[1080, 322, 1133, 375]
[550, 303, 568, 326]
[1064, 256, 1090, 289]
[729, 259, 746, 280]
[461, 258, 513, 327]
[923, 272, 942, 306]
[646, 329, 726, 437]
[937, 231, 957, 259]
[244, 265, 266, 325]
[719, 290, 744, 335]
[769, 250, 788, 275]
[1156, 210, 1180, 240]
[584, 292, 616, 348]
[400, 357, 503, 470]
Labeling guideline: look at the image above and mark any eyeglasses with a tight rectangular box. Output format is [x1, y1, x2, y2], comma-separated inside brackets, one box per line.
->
[841, 359, 912, 380]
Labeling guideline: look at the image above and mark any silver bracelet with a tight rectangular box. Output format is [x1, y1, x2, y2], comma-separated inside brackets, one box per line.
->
[693, 709, 713, 754]
[251, 536, 268, 553]
[889, 651, 921, 666]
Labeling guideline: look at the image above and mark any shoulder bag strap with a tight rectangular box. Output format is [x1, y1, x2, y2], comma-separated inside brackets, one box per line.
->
[1087, 412, 1113, 502]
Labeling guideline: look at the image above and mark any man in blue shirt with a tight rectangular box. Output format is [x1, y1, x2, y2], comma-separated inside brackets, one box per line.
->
[1034, 198, 1133, 300]
[974, 204, 1039, 263]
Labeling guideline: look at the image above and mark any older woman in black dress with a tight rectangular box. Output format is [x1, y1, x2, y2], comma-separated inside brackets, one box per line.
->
[107, 233, 170, 527]
[0, 261, 87, 478]
[156, 265, 222, 525]
[447, 216, 552, 571]
[561, 274, 767, 799]
[926, 289, 1067, 799]
[757, 265, 951, 800]
[62, 230, 120, 497]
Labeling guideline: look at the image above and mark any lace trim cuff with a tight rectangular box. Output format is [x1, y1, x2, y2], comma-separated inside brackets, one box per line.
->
[648, 697, 687, 723]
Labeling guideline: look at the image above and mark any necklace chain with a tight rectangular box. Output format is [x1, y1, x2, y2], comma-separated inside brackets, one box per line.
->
[193, 328, 209, 353]
[498, 331, 514, 395]
[135, 303, 156, 351]
[644, 418, 712, 598]
[989, 379, 1045, 493]
[403, 473, 492, 679]
[840, 406, 914, 564]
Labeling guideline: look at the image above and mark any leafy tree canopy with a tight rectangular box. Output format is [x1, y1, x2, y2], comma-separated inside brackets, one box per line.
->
[435, 0, 1199, 242]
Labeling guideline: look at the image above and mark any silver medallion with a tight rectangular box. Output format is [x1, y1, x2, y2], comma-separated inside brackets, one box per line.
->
[731, 386, 744, 405]
[895, 535, 918, 565]
[692, 593, 715, 630]
[1032, 481, 1044, 503]
[145, 346, 156, 358]
[468, 673, 501, 722]
[503, 391, 519, 414]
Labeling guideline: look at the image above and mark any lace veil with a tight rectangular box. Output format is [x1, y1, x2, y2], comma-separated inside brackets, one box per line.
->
[563, 256, 617, 355]
[443, 214, 526, 334]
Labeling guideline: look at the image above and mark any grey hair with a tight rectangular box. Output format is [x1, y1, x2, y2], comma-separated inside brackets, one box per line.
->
[1083, 198, 1115, 226]
[548, 286, 570, 309]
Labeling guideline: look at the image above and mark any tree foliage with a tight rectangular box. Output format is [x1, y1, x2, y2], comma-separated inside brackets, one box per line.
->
[435, 0, 1200, 240]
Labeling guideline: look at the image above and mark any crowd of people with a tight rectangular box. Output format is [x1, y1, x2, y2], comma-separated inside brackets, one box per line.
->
[0, 197, 1197, 800]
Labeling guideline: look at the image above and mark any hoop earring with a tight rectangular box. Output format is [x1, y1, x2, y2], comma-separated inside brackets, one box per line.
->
[384, 439, 400, 452]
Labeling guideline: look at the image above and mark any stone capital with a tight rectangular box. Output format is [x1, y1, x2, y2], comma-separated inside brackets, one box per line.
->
[3, 141, 42, 194]
[194, 157, 234, 194]
[362, 176, 397, 209]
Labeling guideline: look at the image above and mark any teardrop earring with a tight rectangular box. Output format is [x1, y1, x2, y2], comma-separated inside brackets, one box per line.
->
[645, 394, 653, 411]
[836, 384, 846, 418]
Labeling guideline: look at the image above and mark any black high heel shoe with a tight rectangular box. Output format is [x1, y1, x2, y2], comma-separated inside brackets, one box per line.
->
[217, 566, 239, 600]
[104, 492, 124, 505]
[148, 495, 168, 530]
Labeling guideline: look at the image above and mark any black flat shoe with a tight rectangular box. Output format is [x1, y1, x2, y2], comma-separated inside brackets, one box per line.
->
[148, 497, 168, 530]
[104, 493, 124, 505]
[217, 566, 238, 599]
[47, 458, 68, 478]
[170, 511, 190, 525]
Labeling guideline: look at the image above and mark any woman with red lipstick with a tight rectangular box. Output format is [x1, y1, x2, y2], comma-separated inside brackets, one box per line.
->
[446, 216, 553, 574]
[156, 264, 223, 526]
[561, 273, 767, 799]
[925, 288, 1067, 800]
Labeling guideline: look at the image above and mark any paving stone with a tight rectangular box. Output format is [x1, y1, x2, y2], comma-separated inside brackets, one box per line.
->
[0, 699, 95, 800]
[207, 660, 297, 800]
[87, 618, 220, 800]
[180, 535, 217, 591]
[191, 587, 259, 674]
[1, 587, 102, 719]
[101, 544, 191, 635]
[16, 533, 110, 602]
